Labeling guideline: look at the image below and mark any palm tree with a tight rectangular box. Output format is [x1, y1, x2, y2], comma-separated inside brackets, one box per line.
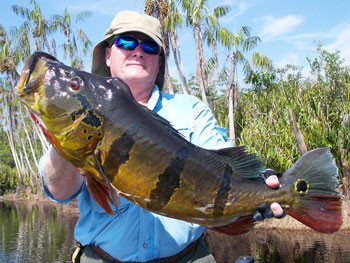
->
[0, 21, 47, 193]
[202, 7, 231, 87]
[51, 8, 92, 68]
[181, 0, 230, 107]
[164, 0, 190, 94]
[12, 0, 53, 54]
[223, 26, 272, 145]
[144, 0, 175, 93]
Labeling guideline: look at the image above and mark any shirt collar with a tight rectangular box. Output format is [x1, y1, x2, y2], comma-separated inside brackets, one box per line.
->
[147, 85, 160, 110]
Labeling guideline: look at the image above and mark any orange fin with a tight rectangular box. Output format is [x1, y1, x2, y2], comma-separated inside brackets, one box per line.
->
[286, 194, 342, 233]
[209, 215, 255, 235]
[85, 176, 114, 216]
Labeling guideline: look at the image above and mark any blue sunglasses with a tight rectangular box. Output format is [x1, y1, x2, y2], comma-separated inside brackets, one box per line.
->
[113, 35, 161, 55]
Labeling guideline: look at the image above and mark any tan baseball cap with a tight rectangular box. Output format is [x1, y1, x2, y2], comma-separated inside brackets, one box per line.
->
[91, 10, 165, 89]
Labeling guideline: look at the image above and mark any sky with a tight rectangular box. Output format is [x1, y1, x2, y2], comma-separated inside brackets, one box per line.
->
[2, 0, 350, 88]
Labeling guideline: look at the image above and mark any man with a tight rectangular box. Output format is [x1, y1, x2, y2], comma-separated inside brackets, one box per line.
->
[39, 10, 284, 263]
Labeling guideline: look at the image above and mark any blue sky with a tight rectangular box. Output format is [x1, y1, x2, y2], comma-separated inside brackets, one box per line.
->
[2, 0, 350, 88]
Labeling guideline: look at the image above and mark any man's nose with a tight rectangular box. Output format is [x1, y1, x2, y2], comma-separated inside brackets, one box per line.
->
[131, 44, 144, 57]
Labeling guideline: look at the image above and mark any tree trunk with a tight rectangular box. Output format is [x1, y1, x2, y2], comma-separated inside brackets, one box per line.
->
[289, 109, 307, 155]
[194, 24, 209, 107]
[19, 106, 39, 168]
[169, 28, 189, 94]
[43, 33, 52, 55]
[164, 61, 174, 94]
[228, 85, 235, 146]
[227, 52, 237, 146]
[207, 42, 218, 87]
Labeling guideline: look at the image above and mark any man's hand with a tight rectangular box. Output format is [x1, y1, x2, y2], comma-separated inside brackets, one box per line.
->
[253, 172, 286, 221]
[265, 175, 285, 218]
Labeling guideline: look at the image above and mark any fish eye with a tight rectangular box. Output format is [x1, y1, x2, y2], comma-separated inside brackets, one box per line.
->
[70, 78, 81, 90]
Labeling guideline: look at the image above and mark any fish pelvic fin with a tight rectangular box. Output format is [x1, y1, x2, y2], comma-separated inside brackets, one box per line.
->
[282, 147, 342, 233]
[85, 176, 115, 216]
[209, 215, 255, 235]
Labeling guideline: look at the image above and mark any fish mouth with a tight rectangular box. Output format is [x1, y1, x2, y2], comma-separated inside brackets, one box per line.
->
[14, 52, 58, 105]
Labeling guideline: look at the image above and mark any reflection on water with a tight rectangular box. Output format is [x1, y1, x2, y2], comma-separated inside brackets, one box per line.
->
[1, 201, 350, 263]
[205, 227, 350, 263]
[0, 201, 78, 263]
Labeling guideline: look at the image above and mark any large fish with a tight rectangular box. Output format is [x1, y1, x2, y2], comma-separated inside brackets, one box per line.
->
[15, 52, 342, 234]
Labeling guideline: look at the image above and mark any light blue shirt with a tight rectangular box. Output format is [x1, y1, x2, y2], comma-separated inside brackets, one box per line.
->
[40, 86, 232, 262]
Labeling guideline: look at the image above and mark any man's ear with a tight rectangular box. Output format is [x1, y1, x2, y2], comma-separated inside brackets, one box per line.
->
[105, 48, 111, 67]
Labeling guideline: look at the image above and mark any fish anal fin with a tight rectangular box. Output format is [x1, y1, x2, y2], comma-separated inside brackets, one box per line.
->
[287, 194, 342, 233]
[85, 176, 114, 216]
[209, 215, 255, 235]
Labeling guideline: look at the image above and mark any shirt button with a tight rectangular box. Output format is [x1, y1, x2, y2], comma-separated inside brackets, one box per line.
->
[143, 243, 148, 248]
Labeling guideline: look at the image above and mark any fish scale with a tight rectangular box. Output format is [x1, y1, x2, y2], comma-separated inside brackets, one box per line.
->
[15, 52, 343, 235]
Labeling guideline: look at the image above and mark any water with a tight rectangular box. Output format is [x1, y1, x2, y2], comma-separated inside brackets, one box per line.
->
[1, 200, 350, 263]
[0, 201, 78, 263]
[205, 228, 350, 263]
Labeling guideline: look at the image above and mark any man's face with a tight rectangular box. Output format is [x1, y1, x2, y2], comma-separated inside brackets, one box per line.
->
[105, 32, 161, 89]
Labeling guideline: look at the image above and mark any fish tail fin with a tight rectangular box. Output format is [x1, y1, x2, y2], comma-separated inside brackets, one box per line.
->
[282, 147, 342, 233]
[86, 176, 115, 216]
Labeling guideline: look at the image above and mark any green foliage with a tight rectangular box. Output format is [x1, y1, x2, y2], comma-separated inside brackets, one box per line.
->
[239, 47, 349, 177]
[0, 130, 17, 190]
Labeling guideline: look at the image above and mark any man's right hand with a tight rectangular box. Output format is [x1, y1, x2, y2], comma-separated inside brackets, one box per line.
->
[40, 147, 84, 201]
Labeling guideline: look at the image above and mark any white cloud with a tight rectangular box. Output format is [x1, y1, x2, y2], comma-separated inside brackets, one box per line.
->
[324, 26, 350, 65]
[232, 1, 252, 17]
[260, 14, 304, 40]
[275, 52, 300, 68]
[217, 1, 253, 23]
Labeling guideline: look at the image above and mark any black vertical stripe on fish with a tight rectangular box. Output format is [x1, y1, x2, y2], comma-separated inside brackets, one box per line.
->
[147, 147, 190, 211]
[103, 132, 135, 180]
[213, 164, 232, 216]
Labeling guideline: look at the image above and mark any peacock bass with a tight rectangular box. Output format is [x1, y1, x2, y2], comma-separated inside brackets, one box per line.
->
[15, 52, 343, 234]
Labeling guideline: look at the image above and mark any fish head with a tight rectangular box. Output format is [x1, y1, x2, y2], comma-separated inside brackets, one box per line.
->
[15, 52, 105, 163]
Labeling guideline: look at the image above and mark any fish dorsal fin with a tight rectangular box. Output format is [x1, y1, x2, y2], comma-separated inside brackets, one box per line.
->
[110, 77, 188, 142]
[139, 104, 188, 141]
[215, 146, 266, 179]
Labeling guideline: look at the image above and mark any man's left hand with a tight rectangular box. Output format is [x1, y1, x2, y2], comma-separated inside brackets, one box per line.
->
[253, 173, 286, 221]
[265, 175, 285, 218]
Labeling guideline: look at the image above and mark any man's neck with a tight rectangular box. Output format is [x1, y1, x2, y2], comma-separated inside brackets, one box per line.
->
[130, 85, 153, 106]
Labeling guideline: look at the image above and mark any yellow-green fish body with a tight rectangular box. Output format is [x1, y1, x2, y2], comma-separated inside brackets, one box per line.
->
[15, 52, 342, 234]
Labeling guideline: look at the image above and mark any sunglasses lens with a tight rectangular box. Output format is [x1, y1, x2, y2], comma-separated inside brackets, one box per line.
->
[142, 41, 161, 55]
[115, 36, 160, 55]
[115, 36, 138, 50]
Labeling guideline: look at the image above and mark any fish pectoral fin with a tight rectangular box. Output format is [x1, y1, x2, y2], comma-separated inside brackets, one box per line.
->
[86, 175, 115, 216]
[208, 215, 255, 235]
[94, 150, 120, 212]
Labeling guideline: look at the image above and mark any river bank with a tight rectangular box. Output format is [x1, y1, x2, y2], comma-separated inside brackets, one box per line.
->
[1, 191, 349, 231]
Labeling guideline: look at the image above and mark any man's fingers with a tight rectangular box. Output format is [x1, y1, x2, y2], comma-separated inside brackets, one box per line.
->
[271, 202, 285, 218]
[265, 175, 280, 189]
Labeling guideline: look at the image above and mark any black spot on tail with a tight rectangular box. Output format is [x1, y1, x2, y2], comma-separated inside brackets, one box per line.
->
[213, 164, 232, 216]
[103, 132, 135, 179]
[147, 147, 190, 211]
